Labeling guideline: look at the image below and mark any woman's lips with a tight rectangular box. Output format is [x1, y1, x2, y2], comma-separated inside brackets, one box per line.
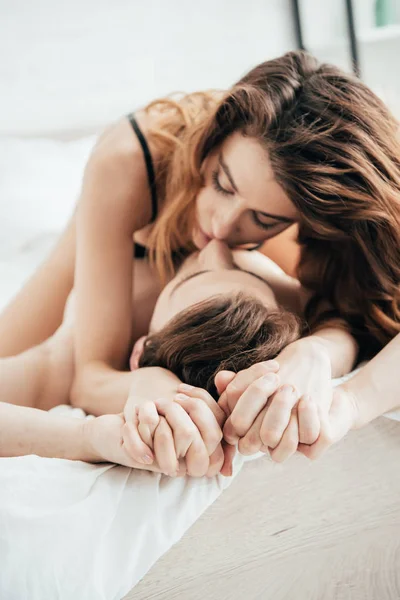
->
[194, 225, 213, 249]
[200, 226, 212, 242]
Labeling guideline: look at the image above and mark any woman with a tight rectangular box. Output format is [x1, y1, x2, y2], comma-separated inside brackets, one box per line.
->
[0, 241, 305, 478]
[1, 49, 399, 457]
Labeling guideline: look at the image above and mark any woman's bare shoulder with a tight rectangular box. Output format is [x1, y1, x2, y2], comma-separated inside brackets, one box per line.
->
[81, 113, 162, 228]
[92, 113, 157, 167]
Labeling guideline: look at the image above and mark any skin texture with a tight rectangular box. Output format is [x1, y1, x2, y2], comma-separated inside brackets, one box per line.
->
[125, 239, 297, 476]
[123, 241, 322, 474]
[149, 239, 279, 332]
[125, 241, 358, 474]
[0, 238, 303, 473]
[70, 121, 301, 418]
[1, 56, 398, 475]
[193, 133, 298, 250]
[0, 241, 287, 470]
[0, 113, 357, 472]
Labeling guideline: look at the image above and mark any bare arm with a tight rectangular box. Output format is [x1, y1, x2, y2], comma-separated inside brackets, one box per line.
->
[289, 326, 358, 379]
[71, 117, 158, 414]
[281, 332, 400, 461]
[0, 213, 76, 357]
[72, 364, 181, 416]
[0, 401, 92, 460]
[0, 401, 167, 474]
[345, 332, 400, 428]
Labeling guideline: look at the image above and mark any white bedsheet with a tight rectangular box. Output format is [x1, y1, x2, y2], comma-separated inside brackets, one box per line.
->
[0, 436, 252, 600]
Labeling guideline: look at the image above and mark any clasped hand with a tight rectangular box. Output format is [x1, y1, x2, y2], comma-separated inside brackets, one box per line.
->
[121, 343, 358, 476]
[122, 381, 229, 477]
[219, 340, 358, 467]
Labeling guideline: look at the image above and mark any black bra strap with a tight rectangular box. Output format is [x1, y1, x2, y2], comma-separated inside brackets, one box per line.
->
[127, 113, 158, 223]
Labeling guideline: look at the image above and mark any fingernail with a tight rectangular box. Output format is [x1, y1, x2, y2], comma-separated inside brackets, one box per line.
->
[261, 360, 279, 370]
[142, 454, 154, 464]
[280, 384, 295, 394]
[175, 393, 189, 401]
[262, 373, 278, 383]
[179, 383, 193, 392]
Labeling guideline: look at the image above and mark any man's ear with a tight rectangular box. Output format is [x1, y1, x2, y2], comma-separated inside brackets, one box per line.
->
[129, 335, 148, 370]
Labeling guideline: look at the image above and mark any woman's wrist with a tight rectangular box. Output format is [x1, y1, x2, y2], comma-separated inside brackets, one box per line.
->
[341, 368, 381, 430]
[79, 418, 103, 462]
[287, 328, 357, 379]
[334, 382, 362, 430]
[127, 367, 181, 405]
[279, 336, 331, 368]
[0, 401, 98, 461]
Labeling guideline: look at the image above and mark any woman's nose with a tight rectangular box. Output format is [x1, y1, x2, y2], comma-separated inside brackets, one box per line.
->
[211, 204, 242, 241]
[198, 239, 234, 270]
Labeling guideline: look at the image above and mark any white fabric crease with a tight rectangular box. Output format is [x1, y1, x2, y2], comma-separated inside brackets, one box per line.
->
[0, 434, 248, 600]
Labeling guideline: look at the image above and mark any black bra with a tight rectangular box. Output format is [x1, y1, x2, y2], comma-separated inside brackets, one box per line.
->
[127, 113, 158, 223]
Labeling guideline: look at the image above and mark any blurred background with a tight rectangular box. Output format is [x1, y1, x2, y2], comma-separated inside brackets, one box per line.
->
[2, 0, 400, 137]
[1, 0, 400, 296]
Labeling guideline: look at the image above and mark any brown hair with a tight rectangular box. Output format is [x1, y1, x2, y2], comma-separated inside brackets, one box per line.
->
[145, 51, 400, 353]
[139, 292, 301, 397]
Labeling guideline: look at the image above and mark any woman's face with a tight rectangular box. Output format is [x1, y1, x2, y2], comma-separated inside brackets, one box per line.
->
[192, 132, 298, 250]
[149, 239, 278, 332]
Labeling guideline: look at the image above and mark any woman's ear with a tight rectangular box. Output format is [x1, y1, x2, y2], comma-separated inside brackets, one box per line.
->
[129, 336, 148, 370]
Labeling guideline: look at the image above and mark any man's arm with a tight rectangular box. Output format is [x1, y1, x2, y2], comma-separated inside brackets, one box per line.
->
[0, 401, 167, 474]
[71, 364, 181, 416]
[0, 401, 93, 460]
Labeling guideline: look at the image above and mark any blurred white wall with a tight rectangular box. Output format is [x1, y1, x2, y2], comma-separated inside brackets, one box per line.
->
[300, 0, 400, 118]
[2, 0, 399, 139]
[0, 0, 297, 137]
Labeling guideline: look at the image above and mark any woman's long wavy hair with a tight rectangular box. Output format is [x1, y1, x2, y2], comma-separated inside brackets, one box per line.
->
[145, 51, 400, 354]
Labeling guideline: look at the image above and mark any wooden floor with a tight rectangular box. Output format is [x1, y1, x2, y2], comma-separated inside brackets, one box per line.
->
[126, 418, 400, 600]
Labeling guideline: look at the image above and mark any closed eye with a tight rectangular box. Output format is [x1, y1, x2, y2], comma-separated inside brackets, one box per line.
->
[251, 211, 279, 230]
[212, 169, 233, 196]
[252, 210, 294, 231]
[170, 265, 270, 297]
[170, 270, 210, 296]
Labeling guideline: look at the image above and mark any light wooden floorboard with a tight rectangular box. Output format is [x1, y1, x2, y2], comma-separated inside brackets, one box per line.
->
[126, 418, 400, 600]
